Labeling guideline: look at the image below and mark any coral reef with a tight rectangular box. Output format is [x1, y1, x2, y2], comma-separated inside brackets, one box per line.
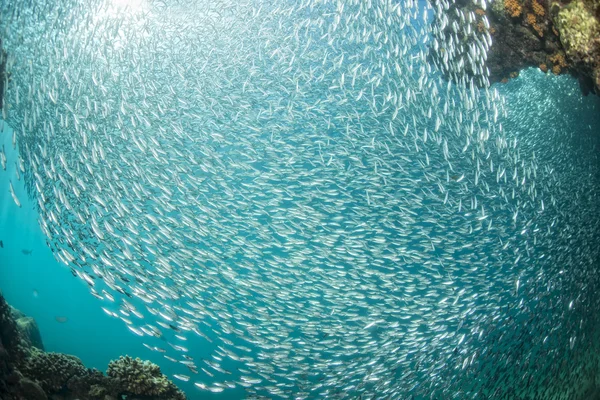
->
[553, 0, 600, 92]
[0, 292, 187, 400]
[107, 356, 186, 400]
[555, 0, 599, 58]
[428, 0, 600, 95]
[506, 0, 524, 17]
[20, 349, 89, 393]
[472, 0, 564, 83]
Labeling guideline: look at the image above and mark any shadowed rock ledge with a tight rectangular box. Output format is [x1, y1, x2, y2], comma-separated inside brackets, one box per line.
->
[429, 0, 600, 95]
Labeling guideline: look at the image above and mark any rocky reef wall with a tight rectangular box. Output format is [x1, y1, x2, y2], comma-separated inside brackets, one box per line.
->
[429, 0, 600, 95]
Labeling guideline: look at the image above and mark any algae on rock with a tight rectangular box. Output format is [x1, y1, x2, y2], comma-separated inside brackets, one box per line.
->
[555, 0, 600, 58]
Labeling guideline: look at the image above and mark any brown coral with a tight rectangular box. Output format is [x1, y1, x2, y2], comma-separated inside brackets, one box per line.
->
[532, 0, 545, 16]
[534, 25, 544, 36]
[526, 13, 545, 36]
[550, 52, 568, 69]
[505, 0, 523, 17]
[540, 63, 548, 72]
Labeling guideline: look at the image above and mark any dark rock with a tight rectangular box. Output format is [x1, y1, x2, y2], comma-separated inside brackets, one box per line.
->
[89, 383, 107, 397]
[9, 307, 25, 320]
[428, 0, 600, 95]
[544, 38, 560, 53]
[67, 368, 105, 398]
[0, 293, 23, 362]
[16, 316, 45, 351]
[20, 377, 48, 400]
[5, 370, 22, 385]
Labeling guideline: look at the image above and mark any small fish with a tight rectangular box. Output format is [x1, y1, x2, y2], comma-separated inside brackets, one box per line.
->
[3, 1, 595, 398]
[127, 325, 144, 336]
[9, 181, 21, 208]
[0, 240, 3, 248]
[55, 316, 68, 323]
[186, 365, 199, 374]
[173, 374, 190, 382]
[22, 249, 33, 255]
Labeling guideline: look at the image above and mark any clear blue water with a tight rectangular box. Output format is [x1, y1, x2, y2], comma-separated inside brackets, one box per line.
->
[1, 42, 600, 400]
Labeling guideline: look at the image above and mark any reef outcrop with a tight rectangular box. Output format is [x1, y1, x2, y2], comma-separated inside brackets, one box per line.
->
[0, 292, 186, 400]
[429, 0, 600, 95]
[107, 356, 186, 400]
[11, 307, 45, 351]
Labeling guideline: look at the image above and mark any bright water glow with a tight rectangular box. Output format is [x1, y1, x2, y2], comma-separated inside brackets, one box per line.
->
[108, 0, 146, 14]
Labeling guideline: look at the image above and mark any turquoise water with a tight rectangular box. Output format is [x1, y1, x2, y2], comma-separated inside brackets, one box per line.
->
[1, 0, 600, 397]
[1, 67, 599, 399]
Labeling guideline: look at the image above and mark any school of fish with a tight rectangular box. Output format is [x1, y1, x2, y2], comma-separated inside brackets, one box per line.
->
[1, 0, 600, 398]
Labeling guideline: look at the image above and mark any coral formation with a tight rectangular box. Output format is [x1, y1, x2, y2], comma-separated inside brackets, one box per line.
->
[483, 0, 564, 82]
[505, 0, 524, 17]
[526, 13, 545, 36]
[549, 51, 569, 73]
[429, 0, 600, 95]
[0, 293, 187, 400]
[555, 0, 600, 58]
[553, 0, 600, 92]
[550, 52, 567, 67]
[492, 0, 507, 15]
[532, 0, 546, 16]
[107, 356, 186, 400]
[20, 348, 90, 393]
[66, 369, 106, 398]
